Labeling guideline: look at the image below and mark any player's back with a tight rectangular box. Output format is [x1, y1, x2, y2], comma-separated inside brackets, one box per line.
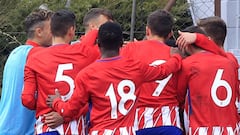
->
[24, 43, 99, 134]
[27, 44, 98, 116]
[76, 54, 181, 135]
[181, 52, 239, 135]
[121, 40, 181, 129]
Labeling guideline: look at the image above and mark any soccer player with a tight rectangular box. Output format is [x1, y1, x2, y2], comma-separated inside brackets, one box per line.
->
[176, 26, 240, 135]
[179, 16, 240, 114]
[72, 8, 113, 45]
[71, 8, 114, 63]
[120, 9, 184, 134]
[46, 21, 182, 135]
[21, 9, 99, 135]
[197, 16, 240, 114]
[42, 8, 114, 131]
[0, 9, 53, 135]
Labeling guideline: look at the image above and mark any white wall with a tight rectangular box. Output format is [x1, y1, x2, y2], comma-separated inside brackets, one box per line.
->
[221, 0, 240, 62]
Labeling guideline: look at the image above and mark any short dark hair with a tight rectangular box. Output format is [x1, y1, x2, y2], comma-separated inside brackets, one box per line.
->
[24, 9, 53, 38]
[83, 8, 113, 27]
[197, 16, 226, 47]
[147, 9, 174, 38]
[98, 22, 123, 50]
[51, 9, 76, 37]
[182, 25, 206, 35]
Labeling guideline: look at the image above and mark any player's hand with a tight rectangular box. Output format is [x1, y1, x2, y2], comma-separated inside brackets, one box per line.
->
[46, 89, 61, 108]
[43, 111, 64, 129]
[176, 31, 197, 52]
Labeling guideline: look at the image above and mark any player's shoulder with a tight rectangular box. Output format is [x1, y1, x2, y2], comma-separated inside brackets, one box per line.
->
[27, 47, 45, 58]
[77, 61, 98, 77]
[226, 52, 239, 64]
[10, 45, 33, 54]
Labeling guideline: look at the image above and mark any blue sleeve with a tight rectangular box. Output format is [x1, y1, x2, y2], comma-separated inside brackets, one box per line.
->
[0, 45, 36, 135]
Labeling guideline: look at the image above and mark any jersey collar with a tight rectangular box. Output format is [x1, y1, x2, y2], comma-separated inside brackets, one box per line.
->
[25, 40, 40, 47]
[97, 56, 122, 62]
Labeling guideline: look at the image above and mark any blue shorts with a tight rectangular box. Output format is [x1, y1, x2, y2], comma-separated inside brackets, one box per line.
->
[136, 126, 183, 135]
[38, 131, 60, 135]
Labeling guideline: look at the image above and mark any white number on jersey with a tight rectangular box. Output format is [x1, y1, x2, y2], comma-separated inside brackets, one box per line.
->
[105, 80, 136, 119]
[211, 69, 232, 107]
[55, 63, 74, 101]
[149, 60, 172, 96]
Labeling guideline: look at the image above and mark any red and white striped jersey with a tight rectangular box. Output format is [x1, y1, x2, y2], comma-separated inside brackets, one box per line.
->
[121, 40, 182, 130]
[22, 30, 99, 134]
[35, 115, 86, 135]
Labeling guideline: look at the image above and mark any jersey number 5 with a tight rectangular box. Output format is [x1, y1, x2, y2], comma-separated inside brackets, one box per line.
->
[105, 80, 136, 119]
[55, 63, 74, 101]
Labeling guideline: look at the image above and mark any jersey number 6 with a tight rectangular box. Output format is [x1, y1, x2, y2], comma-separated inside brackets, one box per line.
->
[211, 69, 232, 107]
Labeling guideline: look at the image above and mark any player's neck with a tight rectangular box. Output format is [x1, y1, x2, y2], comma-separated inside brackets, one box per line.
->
[147, 35, 165, 43]
[101, 50, 119, 59]
[191, 48, 206, 54]
[52, 36, 71, 45]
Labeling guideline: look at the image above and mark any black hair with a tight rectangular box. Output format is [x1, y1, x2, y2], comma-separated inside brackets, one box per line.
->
[51, 9, 76, 37]
[98, 22, 123, 50]
[147, 9, 174, 38]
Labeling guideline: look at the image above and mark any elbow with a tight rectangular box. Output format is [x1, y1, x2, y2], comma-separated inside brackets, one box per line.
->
[21, 94, 36, 110]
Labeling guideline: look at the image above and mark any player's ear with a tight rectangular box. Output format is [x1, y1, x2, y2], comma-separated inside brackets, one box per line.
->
[68, 26, 75, 37]
[167, 30, 174, 40]
[35, 27, 43, 37]
[146, 26, 150, 37]
[89, 22, 97, 30]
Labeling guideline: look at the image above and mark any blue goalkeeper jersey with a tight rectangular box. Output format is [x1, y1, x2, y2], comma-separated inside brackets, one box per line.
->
[0, 45, 35, 135]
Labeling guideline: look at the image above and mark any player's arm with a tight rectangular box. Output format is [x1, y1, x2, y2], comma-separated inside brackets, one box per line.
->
[176, 31, 226, 57]
[21, 61, 37, 110]
[176, 63, 189, 108]
[195, 33, 226, 57]
[74, 29, 98, 47]
[47, 73, 89, 122]
[142, 53, 182, 81]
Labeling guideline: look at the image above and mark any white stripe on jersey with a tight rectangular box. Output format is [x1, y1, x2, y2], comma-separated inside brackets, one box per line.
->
[143, 107, 154, 128]
[212, 126, 223, 135]
[36, 115, 85, 135]
[188, 125, 240, 135]
[175, 107, 181, 129]
[36, 116, 44, 134]
[90, 127, 135, 135]
[135, 106, 181, 130]
[162, 106, 171, 125]
[134, 108, 140, 130]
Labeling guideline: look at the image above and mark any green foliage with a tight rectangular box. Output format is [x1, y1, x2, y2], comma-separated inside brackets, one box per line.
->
[172, 0, 193, 36]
